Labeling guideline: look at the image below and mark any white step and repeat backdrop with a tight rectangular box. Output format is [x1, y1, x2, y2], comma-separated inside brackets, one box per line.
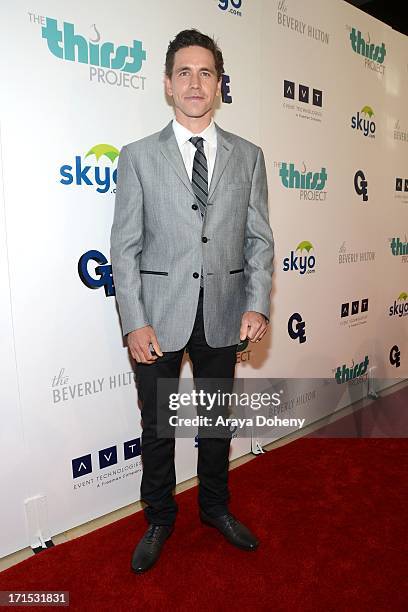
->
[0, 0, 407, 557]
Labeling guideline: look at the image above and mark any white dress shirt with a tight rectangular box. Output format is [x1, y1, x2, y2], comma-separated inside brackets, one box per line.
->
[172, 118, 217, 185]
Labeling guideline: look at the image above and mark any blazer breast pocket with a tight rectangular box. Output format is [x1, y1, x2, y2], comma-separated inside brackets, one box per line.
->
[140, 270, 168, 276]
[225, 182, 252, 191]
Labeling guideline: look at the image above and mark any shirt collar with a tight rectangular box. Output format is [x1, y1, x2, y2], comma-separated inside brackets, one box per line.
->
[172, 117, 217, 147]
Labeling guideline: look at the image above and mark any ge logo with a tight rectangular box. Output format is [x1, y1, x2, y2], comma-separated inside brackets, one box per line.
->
[288, 312, 307, 344]
[78, 249, 115, 297]
[389, 345, 401, 368]
[218, 0, 242, 14]
[354, 170, 368, 202]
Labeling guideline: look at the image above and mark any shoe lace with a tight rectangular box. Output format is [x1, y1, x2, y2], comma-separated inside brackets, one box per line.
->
[145, 525, 167, 544]
[223, 513, 239, 528]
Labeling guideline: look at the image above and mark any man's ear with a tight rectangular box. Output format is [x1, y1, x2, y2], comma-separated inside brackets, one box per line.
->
[216, 77, 222, 96]
[165, 75, 173, 97]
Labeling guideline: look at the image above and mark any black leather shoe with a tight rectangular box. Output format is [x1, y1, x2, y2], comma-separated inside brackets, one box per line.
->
[131, 524, 174, 573]
[200, 511, 259, 551]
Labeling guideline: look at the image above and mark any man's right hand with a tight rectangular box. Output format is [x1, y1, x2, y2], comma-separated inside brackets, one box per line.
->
[127, 326, 163, 364]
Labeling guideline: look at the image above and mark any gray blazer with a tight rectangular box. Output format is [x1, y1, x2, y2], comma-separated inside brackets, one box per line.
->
[110, 121, 274, 352]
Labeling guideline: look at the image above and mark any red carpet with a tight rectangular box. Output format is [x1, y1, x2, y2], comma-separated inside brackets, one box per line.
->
[1, 435, 407, 611]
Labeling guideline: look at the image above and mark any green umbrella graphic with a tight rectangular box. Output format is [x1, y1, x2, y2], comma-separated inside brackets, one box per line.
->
[361, 106, 374, 118]
[296, 241, 314, 253]
[85, 144, 120, 163]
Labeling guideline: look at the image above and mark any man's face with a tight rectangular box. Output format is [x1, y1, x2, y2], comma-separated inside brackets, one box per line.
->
[165, 45, 221, 124]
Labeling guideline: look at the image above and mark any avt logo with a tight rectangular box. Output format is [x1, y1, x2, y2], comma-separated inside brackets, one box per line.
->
[395, 178, 408, 192]
[354, 170, 368, 202]
[351, 106, 376, 138]
[335, 355, 369, 384]
[389, 345, 401, 368]
[283, 80, 322, 107]
[42, 18, 146, 72]
[288, 313, 306, 344]
[283, 241, 316, 275]
[389, 292, 408, 318]
[78, 250, 115, 297]
[349, 28, 386, 72]
[72, 438, 141, 478]
[341, 299, 369, 318]
[217, 0, 242, 16]
[60, 144, 119, 194]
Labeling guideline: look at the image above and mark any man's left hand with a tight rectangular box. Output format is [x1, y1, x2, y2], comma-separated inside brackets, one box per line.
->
[240, 311, 269, 343]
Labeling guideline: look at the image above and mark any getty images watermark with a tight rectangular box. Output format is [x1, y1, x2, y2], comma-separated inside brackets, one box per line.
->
[167, 388, 305, 430]
[155, 378, 323, 438]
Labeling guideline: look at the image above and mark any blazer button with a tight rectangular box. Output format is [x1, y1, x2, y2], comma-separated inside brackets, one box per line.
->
[193, 272, 199, 279]
[192, 204, 198, 210]
[202, 236, 208, 243]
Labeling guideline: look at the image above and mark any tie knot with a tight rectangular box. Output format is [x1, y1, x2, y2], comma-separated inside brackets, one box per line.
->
[190, 136, 204, 150]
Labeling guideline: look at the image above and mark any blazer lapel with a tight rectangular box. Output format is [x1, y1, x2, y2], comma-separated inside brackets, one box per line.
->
[158, 120, 236, 200]
[159, 121, 194, 197]
[208, 124, 236, 200]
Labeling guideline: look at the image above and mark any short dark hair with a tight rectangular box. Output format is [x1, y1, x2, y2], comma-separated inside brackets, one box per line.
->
[165, 29, 224, 80]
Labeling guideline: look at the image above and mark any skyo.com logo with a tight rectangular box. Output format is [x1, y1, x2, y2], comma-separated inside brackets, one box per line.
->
[41, 17, 147, 88]
[78, 250, 115, 297]
[283, 241, 316, 275]
[388, 292, 408, 318]
[60, 144, 119, 194]
[335, 355, 369, 384]
[351, 106, 376, 138]
[217, 0, 243, 17]
[348, 27, 386, 74]
[279, 162, 327, 201]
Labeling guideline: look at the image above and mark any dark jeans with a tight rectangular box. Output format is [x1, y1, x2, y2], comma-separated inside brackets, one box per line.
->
[135, 287, 238, 526]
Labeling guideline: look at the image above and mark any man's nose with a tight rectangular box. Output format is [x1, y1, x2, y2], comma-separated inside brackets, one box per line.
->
[190, 73, 200, 88]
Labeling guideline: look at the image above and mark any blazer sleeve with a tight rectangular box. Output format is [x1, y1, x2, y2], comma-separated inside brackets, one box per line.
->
[243, 146, 274, 321]
[110, 145, 150, 336]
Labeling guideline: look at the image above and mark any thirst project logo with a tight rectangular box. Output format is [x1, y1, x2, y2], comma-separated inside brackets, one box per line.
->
[335, 355, 369, 384]
[348, 27, 386, 74]
[40, 17, 147, 88]
[279, 162, 327, 201]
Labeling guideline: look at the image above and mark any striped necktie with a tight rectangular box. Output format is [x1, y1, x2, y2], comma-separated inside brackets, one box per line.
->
[189, 136, 208, 220]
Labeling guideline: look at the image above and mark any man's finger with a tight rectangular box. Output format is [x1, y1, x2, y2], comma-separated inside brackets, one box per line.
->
[240, 321, 249, 341]
[252, 325, 267, 342]
[141, 343, 158, 363]
[150, 335, 163, 357]
[131, 347, 143, 363]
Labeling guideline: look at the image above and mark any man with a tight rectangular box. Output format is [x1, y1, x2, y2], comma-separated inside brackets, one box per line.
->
[110, 29, 274, 573]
